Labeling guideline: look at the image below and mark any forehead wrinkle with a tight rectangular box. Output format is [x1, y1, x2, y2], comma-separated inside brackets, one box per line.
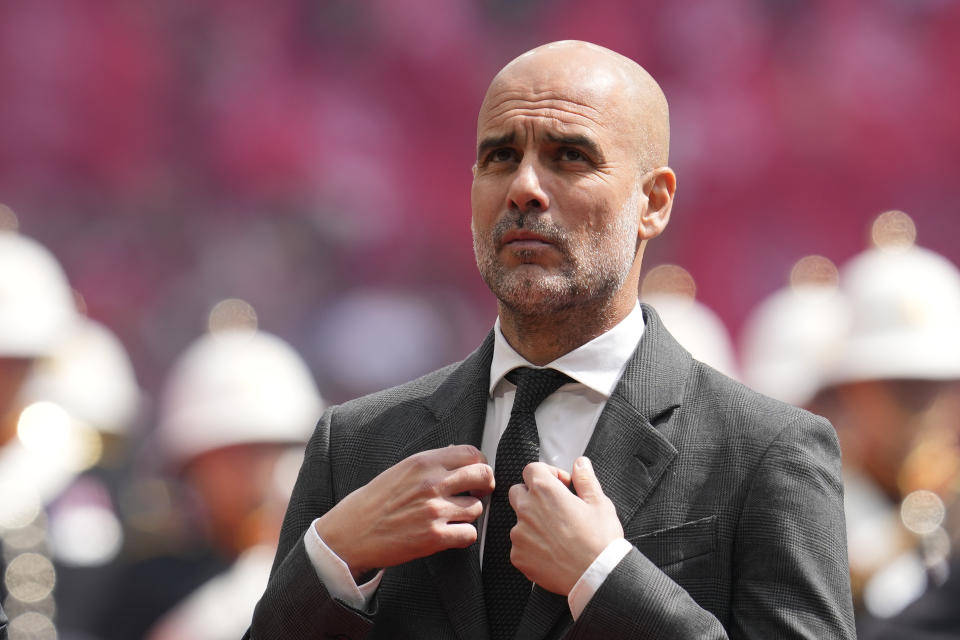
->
[480, 108, 603, 139]
[482, 89, 604, 124]
[480, 101, 606, 140]
[486, 88, 603, 116]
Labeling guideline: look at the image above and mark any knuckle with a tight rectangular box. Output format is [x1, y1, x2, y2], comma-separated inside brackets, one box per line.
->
[509, 547, 528, 574]
[419, 475, 442, 496]
[423, 498, 445, 518]
[408, 453, 430, 473]
[528, 476, 550, 492]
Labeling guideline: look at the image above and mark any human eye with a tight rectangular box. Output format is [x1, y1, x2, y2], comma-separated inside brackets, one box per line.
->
[557, 147, 589, 163]
[487, 148, 518, 164]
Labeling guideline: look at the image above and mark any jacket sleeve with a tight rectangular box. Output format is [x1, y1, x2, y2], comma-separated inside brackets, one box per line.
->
[568, 414, 857, 639]
[245, 408, 376, 640]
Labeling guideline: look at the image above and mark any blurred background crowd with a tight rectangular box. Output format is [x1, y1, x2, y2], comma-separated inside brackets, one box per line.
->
[1, 1, 959, 638]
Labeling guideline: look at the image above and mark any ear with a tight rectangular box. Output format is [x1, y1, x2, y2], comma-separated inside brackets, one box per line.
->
[639, 167, 676, 240]
[471, 163, 478, 178]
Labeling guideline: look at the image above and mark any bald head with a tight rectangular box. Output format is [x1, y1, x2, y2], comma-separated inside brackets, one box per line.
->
[480, 40, 670, 170]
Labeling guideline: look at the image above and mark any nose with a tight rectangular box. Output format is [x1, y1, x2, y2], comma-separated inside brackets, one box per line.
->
[507, 160, 550, 214]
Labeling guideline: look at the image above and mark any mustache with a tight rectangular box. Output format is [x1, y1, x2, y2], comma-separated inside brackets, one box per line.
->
[492, 214, 567, 250]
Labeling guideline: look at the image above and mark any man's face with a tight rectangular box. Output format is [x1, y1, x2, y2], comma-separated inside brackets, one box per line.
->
[470, 61, 645, 316]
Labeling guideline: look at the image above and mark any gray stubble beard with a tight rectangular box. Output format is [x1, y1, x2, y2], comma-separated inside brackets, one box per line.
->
[472, 186, 641, 317]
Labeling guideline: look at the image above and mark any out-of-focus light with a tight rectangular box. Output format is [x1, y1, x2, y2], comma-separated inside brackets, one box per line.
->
[871, 210, 917, 251]
[2, 523, 46, 553]
[17, 401, 103, 471]
[208, 298, 258, 334]
[18, 402, 73, 451]
[900, 489, 945, 535]
[863, 552, 927, 618]
[50, 504, 123, 567]
[5, 552, 56, 602]
[9, 611, 57, 639]
[789, 255, 839, 289]
[0, 203, 19, 231]
[0, 482, 42, 529]
[70, 425, 104, 471]
[640, 264, 697, 301]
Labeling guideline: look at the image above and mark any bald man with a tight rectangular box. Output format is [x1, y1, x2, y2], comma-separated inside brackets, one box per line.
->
[246, 41, 855, 639]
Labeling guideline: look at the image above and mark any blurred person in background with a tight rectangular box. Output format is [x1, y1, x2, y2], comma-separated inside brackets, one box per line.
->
[13, 315, 144, 639]
[813, 213, 960, 631]
[857, 382, 960, 639]
[125, 306, 323, 640]
[0, 228, 78, 639]
[247, 40, 854, 639]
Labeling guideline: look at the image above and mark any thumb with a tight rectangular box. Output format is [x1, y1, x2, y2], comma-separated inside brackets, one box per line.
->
[572, 457, 604, 503]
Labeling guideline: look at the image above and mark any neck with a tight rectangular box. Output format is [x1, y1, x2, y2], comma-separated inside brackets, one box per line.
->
[498, 294, 636, 366]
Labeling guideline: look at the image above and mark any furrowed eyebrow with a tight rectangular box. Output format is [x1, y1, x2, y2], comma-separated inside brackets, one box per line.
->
[544, 133, 604, 161]
[476, 133, 515, 162]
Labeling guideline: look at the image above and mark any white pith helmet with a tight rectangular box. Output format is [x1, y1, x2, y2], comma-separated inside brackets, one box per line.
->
[641, 265, 739, 379]
[740, 256, 852, 406]
[0, 231, 77, 357]
[157, 322, 323, 465]
[825, 242, 960, 385]
[741, 285, 851, 406]
[21, 316, 141, 436]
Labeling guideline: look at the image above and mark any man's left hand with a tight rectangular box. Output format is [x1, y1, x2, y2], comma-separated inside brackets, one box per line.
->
[508, 456, 624, 595]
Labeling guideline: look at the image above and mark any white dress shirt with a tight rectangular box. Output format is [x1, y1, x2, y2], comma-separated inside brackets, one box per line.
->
[304, 302, 645, 620]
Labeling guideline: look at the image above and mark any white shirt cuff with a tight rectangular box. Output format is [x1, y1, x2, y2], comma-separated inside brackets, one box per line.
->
[304, 517, 383, 611]
[567, 537, 632, 620]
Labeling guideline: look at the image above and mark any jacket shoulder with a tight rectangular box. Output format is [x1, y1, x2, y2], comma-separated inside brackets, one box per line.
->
[684, 359, 836, 448]
[329, 361, 461, 427]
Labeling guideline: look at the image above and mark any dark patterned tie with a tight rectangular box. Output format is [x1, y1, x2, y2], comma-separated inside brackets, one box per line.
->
[484, 366, 572, 640]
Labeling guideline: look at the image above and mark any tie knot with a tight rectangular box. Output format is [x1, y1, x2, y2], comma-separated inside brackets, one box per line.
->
[506, 367, 572, 414]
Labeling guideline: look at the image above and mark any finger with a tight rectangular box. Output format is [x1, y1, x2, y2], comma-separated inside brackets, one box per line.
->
[446, 495, 485, 522]
[521, 461, 554, 486]
[441, 522, 480, 549]
[442, 462, 495, 497]
[571, 456, 604, 503]
[507, 482, 530, 513]
[433, 444, 487, 469]
[547, 465, 572, 486]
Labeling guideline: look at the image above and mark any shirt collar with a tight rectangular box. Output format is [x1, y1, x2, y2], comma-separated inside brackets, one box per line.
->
[489, 301, 645, 398]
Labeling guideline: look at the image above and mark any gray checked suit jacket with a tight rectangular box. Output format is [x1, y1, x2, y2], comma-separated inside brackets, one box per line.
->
[246, 305, 856, 639]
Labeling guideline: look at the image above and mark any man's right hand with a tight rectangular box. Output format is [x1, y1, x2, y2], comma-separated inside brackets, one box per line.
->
[314, 444, 494, 580]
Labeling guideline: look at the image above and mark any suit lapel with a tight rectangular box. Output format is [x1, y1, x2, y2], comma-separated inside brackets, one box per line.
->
[582, 305, 691, 527]
[513, 305, 691, 640]
[402, 332, 494, 640]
